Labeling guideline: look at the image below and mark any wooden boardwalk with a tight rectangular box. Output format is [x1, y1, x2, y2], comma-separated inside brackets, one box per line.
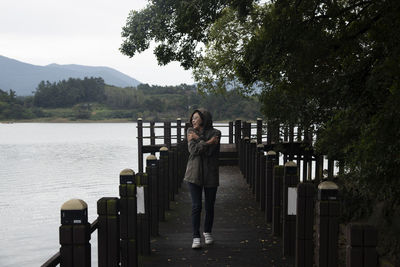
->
[141, 166, 294, 267]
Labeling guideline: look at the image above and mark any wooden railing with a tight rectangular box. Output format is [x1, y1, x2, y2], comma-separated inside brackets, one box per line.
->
[41, 135, 188, 267]
[41, 118, 378, 267]
[237, 124, 379, 267]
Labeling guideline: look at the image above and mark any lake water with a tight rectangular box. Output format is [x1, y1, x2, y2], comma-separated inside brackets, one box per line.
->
[0, 123, 142, 267]
[0, 122, 234, 266]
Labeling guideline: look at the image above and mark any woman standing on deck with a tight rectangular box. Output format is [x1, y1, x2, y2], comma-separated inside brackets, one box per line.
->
[184, 108, 221, 249]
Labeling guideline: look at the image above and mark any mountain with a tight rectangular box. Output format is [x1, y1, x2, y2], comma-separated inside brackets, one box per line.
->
[0, 55, 141, 95]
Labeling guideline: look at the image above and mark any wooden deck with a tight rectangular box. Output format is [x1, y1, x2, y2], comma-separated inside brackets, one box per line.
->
[141, 166, 294, 266]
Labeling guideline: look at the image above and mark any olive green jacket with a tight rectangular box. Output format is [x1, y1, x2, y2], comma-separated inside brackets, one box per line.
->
[183, 109, 221, 187]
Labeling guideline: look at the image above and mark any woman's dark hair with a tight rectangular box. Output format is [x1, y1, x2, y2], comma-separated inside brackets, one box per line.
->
[190, 110, 205, 127]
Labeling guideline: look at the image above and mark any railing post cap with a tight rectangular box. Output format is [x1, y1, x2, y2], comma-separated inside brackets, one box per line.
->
[61, 199, 87, 211]
[177, 118, 181, 121]
[120, 168, 135, 176]
[318, 180, 339, 190]
[257, 118, 262, 121]
[318, 180, 339, 200]
[284, 161, 297, 167]
[138, 118, 142, 121]
[146, 155, 157, 160]
[257, 144, 264, 148]
[160, 146, 169, 151]
[267, 150, 277, 155]
[250, 139, 257, 144]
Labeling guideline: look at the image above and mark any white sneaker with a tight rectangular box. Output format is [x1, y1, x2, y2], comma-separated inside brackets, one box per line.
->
[203, 232, 214, 245]
[192, 238, 201, 249]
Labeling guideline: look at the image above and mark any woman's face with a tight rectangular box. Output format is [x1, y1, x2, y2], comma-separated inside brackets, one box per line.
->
[192, 112, 203, 130]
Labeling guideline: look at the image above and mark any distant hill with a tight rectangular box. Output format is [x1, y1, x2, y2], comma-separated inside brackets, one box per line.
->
[0, 55, 141, 95]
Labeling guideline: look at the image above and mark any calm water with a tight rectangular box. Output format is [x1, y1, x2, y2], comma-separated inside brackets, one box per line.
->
[0, 123, 141, 267]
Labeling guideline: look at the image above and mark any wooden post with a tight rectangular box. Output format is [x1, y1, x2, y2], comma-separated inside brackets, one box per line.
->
[248, 122, 252, 139]
[156, 153, 165, 222]
[265, 151, 277, 223]
[146, 155, 159, 236]
[257, 118, 263, 144]
[242, 121, 250, 139]
[160, 147, 170, 210]
[283, 161, 299, 258]
[176, 118, 182, 143]
[296, 125, 302, 172]
[302, 127, 310, 182]
[316, 181, 340, 267]
[296, 182, 316, 267]
[272, 166, 284, 237]
[243, 137, 250, 181]
[346, 224, 378, 267]
[315, 155, 324, 183]
[235, 120, 242, 149]
[266, 120, 272, 145]
[239, 137, 244, 174]
[250, 140, 257, 190]
[289, 125, 295, 161]
[307, 127, 313, 181]
[272, 121, 280, 144]
[97, 197, 120, 267]
[150, 121, 155, 148]
[60, 199, 91, 267]
[119, 169, 137, 267]
[135, 172, 150, 255]
[229, 121, 234, 144]
[327, 159, 334, 179]
[259, 151, 267, 211]
[284, 126, 289, 163]
[168, 149, 176, 200]
[177, 142, 183, 188]
[255, 144, 264, 202]
[164, 122, 171, 148]
[137, 118, 143, 173]
[173, 146, 179, 192]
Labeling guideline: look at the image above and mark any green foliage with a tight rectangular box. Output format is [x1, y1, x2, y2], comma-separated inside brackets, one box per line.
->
[103, 82, 260, 120]
[72, 103, 92, 120]
[120, 0, 255, 69]
[0, 89, 35, 120]
[3, 82, 260, 121]
[33, 77, 106, 108]
[121, 0, 400, 262]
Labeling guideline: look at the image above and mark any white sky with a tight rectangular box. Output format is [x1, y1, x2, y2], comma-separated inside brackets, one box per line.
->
[0, 0, 194, 86]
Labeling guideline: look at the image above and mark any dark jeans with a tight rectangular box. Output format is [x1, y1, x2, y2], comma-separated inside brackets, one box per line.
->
[187, 182, 218, 238]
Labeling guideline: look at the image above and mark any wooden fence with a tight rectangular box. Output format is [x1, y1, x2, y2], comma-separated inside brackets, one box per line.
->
[237, 120, 379, 267]
[41, 120, 189, 266]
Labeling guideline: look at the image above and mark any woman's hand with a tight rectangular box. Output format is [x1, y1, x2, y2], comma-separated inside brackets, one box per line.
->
[206, 135, 219, 145]
[187, 132, 199, 141]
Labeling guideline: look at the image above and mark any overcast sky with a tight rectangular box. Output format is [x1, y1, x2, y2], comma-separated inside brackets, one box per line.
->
[0, 0, 194, 86]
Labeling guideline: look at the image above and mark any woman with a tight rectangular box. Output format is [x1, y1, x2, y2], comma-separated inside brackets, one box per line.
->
[184, 108, 221, 249]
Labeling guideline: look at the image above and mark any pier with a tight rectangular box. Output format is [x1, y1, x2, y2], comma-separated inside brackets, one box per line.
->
[42, 119, 378, 267]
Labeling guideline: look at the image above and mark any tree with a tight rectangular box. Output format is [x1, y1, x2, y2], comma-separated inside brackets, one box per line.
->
[121, 0, 400, 262]
[0, 89, 33, 120]
[33, 77, 106, 108]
